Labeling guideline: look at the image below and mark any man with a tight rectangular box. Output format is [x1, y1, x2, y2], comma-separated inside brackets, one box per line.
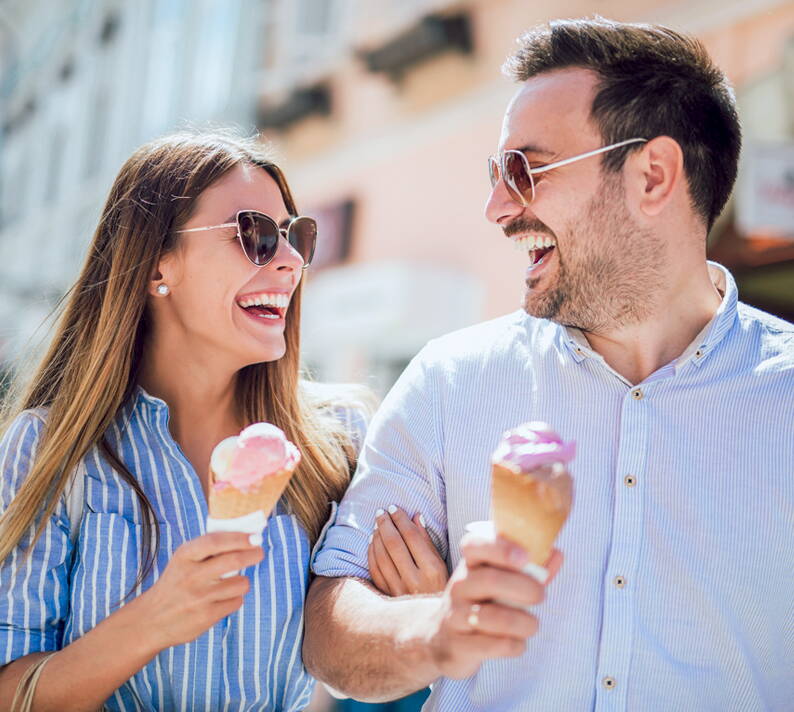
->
[304, 18, 794, 711]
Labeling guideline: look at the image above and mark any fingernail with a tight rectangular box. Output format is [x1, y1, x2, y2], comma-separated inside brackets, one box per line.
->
[419, 514, 427, 528]
[249, 533, 263, 547]
[368, 533, 373, 544]
[511, 547, 528, 566]
[375, 508, 385, 518]
[387, 504, 398, 515]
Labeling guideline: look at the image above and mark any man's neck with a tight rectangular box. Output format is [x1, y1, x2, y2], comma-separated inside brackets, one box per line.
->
[580, 263, 723, 385]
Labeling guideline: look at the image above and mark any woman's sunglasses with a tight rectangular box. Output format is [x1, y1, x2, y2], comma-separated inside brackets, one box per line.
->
[175, 210, 317, 268]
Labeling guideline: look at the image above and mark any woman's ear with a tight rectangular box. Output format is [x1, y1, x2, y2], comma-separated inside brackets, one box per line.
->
[148, 251, 178, 297]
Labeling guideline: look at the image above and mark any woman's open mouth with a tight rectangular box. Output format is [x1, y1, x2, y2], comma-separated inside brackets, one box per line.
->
[236, 292, 289, 322]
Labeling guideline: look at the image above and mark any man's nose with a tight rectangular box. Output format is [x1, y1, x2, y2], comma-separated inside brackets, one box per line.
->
[485, 178, 525, 226]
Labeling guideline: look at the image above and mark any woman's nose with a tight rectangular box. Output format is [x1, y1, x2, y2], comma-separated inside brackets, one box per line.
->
[272, 233, 304, 271]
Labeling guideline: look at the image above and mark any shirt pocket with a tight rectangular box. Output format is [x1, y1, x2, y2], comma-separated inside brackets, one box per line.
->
[67, 476, 162, 642]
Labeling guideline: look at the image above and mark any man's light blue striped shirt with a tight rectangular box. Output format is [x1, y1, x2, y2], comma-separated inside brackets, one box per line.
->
[0, 388, 316, 711]
[313, 263, 794, 711]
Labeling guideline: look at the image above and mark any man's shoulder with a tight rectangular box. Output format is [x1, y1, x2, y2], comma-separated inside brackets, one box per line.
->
[418, 310, 552, 366]
[735, 302, 794, 370]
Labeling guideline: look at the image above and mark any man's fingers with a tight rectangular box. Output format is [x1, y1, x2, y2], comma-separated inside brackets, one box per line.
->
[460, 532, 530, 572]
[453, 632, 527, 663]
[451, 602, 538, 640]
[181, 532, 260, 562]
[451, 565, 545, 608]
[376, 510, 419, 581]
[544, 549, 564, 583]
[372, 530, 408, 596]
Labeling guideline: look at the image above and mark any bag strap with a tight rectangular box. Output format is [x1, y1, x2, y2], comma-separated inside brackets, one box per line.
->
[10, 653, 56, 712]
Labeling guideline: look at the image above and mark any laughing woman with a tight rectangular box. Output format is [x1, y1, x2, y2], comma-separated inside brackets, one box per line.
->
[0, 132, 447, 711]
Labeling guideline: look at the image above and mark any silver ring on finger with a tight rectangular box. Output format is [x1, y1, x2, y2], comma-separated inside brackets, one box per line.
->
[467, 603, 481, 630]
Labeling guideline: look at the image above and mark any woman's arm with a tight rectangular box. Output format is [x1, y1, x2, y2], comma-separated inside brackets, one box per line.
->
[0, 532, 262, 712]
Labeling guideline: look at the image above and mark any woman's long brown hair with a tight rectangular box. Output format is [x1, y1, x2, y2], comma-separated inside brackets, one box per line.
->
[0, 131, 367, 588]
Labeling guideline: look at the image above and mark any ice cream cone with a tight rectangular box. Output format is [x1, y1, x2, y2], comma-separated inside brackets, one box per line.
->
[490, 422, 574, 566]
[491, 460, 572, 565]
[208, 464, 294, 520]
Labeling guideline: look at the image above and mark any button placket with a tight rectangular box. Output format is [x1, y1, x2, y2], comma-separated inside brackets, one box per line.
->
[594, 387, 650, 710]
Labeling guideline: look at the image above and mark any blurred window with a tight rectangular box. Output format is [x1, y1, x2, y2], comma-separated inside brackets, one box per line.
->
[45, 128, 65, 202]
[84, 88, 108, 179]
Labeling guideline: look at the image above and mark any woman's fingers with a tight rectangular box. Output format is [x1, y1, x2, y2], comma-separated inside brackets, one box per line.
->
[367, 534, 391, 595]
[388, 508, 443, 572]
[371, 529, 408, 596]
[375, 510, 420, 582]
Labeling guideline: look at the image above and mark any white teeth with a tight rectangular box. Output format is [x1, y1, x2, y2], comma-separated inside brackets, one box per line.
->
[237, 293, 289, 309]
[511, 234, 556, 251]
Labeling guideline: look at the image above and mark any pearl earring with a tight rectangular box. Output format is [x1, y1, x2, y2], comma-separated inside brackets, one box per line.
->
[156, 284, 170, 296]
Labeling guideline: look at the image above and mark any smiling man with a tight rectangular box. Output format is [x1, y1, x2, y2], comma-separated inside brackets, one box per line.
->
[303, 18, 794, 712]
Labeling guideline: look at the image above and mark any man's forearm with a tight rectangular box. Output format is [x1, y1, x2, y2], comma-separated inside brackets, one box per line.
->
[303, 576, 443, 702]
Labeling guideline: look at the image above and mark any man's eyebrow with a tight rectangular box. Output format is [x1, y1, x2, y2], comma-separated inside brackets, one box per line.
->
[513, 144, 555, 157]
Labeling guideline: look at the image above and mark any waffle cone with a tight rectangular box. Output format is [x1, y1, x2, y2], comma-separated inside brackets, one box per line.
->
[208, 465, 294, 520]
[491, 461, 572, 565]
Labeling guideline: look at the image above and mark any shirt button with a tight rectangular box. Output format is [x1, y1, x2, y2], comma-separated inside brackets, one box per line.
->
[695, 349, 704, 358]
[602, 676, 617, 690]
[614, 575, 626, 588]
[624, 474, 637, 487]
[631, 387, 644, 400]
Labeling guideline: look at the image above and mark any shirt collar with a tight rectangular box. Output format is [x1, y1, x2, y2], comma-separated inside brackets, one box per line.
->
[559, 261, 738, 371]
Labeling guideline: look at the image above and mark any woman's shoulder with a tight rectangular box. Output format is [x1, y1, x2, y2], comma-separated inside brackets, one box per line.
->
[0, 407, 50, 501]
[1, 407, 49, 448]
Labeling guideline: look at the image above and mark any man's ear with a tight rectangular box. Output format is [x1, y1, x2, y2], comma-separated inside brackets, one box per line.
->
[630, 135, 684, 219]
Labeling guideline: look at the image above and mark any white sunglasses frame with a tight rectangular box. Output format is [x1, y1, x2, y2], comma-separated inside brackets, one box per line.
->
[174, 210, 315, 268]
[489, 138, 648, 207]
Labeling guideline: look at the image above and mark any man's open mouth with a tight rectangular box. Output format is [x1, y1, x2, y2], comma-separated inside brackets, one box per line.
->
[512, 234, 556, 265]
[236, 292, 289, 320]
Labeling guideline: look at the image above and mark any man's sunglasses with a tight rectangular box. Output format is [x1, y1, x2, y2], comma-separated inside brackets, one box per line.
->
[488, 138, 647, 207]
[174, 210, 317, 268]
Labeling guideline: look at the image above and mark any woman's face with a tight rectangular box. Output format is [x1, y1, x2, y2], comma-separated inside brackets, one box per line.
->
[152, 163, 305, 371]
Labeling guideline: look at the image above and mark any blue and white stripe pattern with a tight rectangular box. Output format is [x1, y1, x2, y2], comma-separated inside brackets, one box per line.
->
[1, 388, 317, 711]
[313, 263, 794, 711]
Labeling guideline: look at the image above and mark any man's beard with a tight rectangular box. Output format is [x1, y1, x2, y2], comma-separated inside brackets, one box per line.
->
[522, 171, 666, 333]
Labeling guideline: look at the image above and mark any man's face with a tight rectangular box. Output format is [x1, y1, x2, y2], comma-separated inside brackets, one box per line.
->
[485, 68, 665, 332]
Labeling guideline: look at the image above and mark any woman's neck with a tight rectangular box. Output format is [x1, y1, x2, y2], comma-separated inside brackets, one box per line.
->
[137, 348, 242, 447]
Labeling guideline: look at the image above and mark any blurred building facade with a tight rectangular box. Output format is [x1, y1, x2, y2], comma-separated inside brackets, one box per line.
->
[0, 0, 266, 370]
[254, 0, 794, 393]
[2, 0, 793, 389]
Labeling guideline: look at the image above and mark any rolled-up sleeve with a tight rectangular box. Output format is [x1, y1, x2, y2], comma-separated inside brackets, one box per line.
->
[0, 411, 73, 665]
[312, 346, 447, 580]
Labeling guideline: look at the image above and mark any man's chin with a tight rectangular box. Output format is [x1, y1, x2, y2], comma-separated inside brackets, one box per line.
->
[523, 285, 563, 322]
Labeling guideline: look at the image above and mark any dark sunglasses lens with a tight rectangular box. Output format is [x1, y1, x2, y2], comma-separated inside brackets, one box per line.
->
[239, 212, 279, 265]
[287, 217, 317, 266]
[503, 152, 533, 204]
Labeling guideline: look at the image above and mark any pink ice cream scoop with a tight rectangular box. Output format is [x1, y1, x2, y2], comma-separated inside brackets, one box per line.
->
[211, 423, 300, 493]
[492, 421, 576, 472]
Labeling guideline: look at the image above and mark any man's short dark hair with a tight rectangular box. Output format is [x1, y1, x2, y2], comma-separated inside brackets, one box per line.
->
[504, 17, 742, 230]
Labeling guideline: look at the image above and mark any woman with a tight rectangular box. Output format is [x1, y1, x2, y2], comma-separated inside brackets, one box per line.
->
[0, 131, 447, 711]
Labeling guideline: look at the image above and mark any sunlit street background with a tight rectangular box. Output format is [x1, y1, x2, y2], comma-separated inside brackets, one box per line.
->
[1, 0, 793, 709]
